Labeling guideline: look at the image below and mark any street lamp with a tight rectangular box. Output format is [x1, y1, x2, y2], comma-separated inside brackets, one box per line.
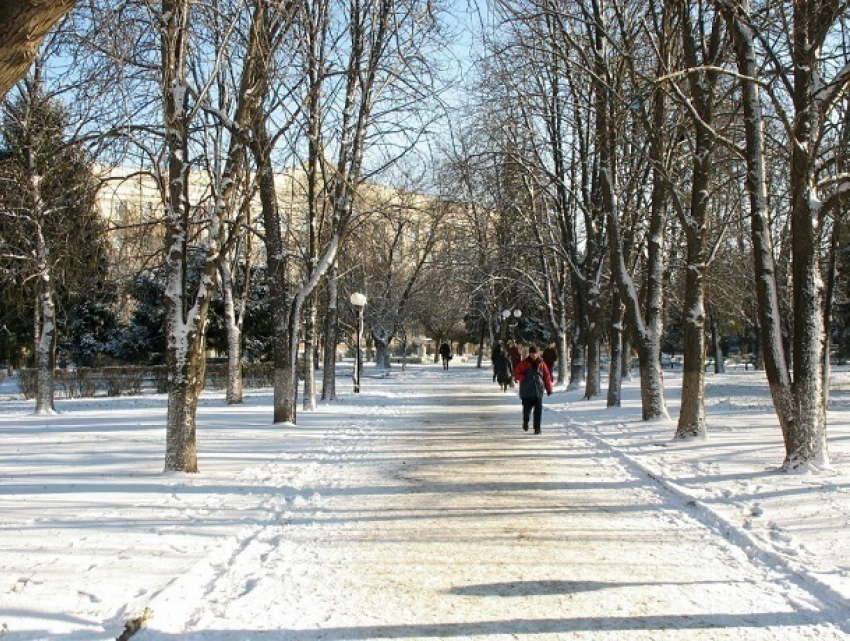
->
[350, 292, 367, 393]
[502, 308, 522, 340]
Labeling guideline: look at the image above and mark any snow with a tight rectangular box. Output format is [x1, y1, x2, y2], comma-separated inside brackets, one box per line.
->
[1, 363, 850, 640]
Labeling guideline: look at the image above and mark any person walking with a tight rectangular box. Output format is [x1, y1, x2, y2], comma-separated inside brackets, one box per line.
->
[439, 342, 452, 370]
[491, 341, 503, 382]
[513, 345, 554, 434]
[493, 350, 514, 392]
[542, 341, 558, 374]
[506, 341, 522, 371]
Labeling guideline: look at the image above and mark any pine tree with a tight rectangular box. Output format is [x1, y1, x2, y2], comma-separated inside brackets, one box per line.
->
[0, 74, 105, 411]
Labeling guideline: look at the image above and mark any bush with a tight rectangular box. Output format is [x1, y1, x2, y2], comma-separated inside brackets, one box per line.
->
[243, 362, 274, 388]
[205, 363, 229, 390]
[101, 366, 146, 396]
[76, 368, 101, 397]
[15, 361, 306, 399]
[18, 369, 36, 399]
[150, 366, 169, 393]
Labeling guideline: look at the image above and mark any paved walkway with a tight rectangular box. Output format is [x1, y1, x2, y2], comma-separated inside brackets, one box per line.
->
[140, 373, 846, 640]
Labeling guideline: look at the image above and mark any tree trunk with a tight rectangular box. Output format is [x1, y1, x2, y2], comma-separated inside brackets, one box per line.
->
[673, 1, 721, 441]
[302, 295, 318, 411]
[568, 339, 585, 390]
[285, 235, 341, 422]
[0, 0, 76, 99]
[584, 326, 602, 400]
[711, 312, 725, 374]
[165, 340, 205, 473]
[788, 10, 828, 467]
[253, 133, 290, 423]
[281, 300, 300, 424]
[717, 0, 798, 467]
[607, 291, 623, 408]
[34, 279, 56, 414]
[30, 185, 55, 413]
[160, 0, 201, 473]
[220, 263, 243, 405]
[621, 333, 633, 382]
[676, 251, 707, 438]
[476, 321, 486, 369]
[635, 69, 672, 421]
[556, 329, 568, 386]
[159, 0, 253, 469]
[588, 0, 620, 408]
[321, 266, 339, 401]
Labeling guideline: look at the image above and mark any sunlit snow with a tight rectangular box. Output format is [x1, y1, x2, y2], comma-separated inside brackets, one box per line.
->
[1, 361, 849, 640]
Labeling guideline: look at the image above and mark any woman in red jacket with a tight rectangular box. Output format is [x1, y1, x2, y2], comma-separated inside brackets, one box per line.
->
[513, 345, 554, 434]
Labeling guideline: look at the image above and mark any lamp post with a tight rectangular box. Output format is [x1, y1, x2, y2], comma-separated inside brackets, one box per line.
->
[350, 292, 367, 393]
[502, 308, 522, 340]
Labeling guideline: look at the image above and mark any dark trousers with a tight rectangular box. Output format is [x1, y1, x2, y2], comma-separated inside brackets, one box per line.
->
[522, 397, 543, 432]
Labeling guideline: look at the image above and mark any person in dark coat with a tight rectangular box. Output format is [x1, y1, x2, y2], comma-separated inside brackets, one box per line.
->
[542, 341, 558, 374]
[506, 341, 522, 371]
[513, 345, 554, 434]
[439, 342, 452, 370]
[491, 342, 503, 382]
[494, 351, 513, 391]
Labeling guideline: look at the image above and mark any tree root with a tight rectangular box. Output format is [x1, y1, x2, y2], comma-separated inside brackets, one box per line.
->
[116, 607, 153, 641]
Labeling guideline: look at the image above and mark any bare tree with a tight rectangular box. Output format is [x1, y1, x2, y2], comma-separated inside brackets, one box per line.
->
[157, 0, 283, 471]
[352, 190, 445, 368]
[609, 1, 675, 421]
[487, 1, 608, 395]
[715, 0, 850, 469]
[667, 1, 729, 439]
[219, 222, 253, 404]
[279, 0, 442, 418]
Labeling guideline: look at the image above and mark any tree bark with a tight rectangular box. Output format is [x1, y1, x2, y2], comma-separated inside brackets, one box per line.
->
[245, 1, 290, 424]
[787, 1, 829, 468]
[254, 155, 290, 424]
[673, 1, 723, 440]
[302, 294, 318, 412]
[28, 171, 56, 414]
[321, 266, 339, 401]
[607, 288, 623, 408]
[0, 0, 76, 99]
[715, 0, 811, 469]
[161, 0, 200, 473]
[568, 340, 585, 391]
[34, 268, 56, 415]
[220, 263, 244, 405]
[584, 319, 603, 400]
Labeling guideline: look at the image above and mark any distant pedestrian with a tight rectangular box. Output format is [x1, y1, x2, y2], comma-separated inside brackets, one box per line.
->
[542, 341, 558, 373]
[494, 351, 513, 392]
[491, 342, 503, 382]
[513, 345, 554, 434]
[506, 341, 522, 371]
[439, 342, 452, 370]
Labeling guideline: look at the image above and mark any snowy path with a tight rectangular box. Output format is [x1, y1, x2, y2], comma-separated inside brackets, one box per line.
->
[136, 371, 846, 640]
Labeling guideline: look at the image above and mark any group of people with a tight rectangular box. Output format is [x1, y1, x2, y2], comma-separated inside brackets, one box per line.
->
[437, 338, 557, 434]
[492, 340, 557, 434]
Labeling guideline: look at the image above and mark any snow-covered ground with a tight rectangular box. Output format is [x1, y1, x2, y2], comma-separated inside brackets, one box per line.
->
[1, 362, 848, 640]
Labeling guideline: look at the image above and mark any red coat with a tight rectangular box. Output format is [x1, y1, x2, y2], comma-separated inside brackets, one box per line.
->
[513, 357, 554, 395]
[507, 345, 522, 368]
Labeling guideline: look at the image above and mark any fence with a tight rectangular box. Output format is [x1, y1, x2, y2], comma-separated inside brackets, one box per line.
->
[15, 362, 283, 399]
